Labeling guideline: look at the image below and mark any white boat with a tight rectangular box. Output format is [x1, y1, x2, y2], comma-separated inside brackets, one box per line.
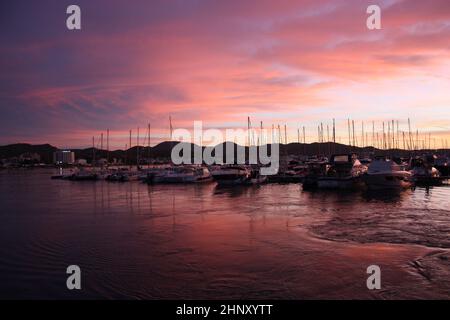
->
[317, 154, 367, 189]
[69, 168, 98, 181]
[363, 158, 412, 189]
[106, 169, 139, 182]
[211, 165, 251, 185]
[151, 166, 212, 183]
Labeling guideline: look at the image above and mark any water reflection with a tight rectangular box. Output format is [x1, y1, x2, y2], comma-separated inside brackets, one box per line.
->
[0, 169, 450, 299]
[361, 189, 406, 203]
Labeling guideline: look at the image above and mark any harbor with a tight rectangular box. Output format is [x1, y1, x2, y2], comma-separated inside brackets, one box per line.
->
[2, 0, 450, 303]
[1, 125, 450, 299]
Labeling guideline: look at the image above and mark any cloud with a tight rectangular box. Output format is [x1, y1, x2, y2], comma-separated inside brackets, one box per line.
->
[1, 0, 449, 147]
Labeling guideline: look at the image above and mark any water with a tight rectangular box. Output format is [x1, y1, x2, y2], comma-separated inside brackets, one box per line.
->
[1, 169, 449, 299]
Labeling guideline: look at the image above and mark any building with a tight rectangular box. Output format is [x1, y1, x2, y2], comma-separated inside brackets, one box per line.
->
[19, 152, 41, 163]
[53, 150, 75, 165]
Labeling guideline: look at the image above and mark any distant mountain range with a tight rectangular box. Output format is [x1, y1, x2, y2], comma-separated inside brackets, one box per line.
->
[0, 141, 447, 164]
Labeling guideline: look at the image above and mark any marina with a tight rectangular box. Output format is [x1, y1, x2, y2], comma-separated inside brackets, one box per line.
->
[2, 0, 450, 303]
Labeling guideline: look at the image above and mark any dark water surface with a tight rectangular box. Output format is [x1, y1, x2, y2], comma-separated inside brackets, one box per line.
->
[1, 169, 449, 299]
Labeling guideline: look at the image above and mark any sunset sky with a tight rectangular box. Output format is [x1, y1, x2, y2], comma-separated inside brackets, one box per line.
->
[1, 0, 450, 149]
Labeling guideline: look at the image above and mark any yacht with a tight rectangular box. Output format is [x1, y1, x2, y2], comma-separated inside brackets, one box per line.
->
[317, 154, 367, 189]
[434, 156, 450, 177]
[211, 165, 251, 185]
[410, 156, 443, 186]
[69, 168, 98, 181]
[363, 158, 412, 189]
[106, 169, 139, 182]
[150, 166, 212, 184]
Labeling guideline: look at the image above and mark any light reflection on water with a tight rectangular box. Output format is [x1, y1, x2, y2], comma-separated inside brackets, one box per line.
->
[0, 169, 449, 299]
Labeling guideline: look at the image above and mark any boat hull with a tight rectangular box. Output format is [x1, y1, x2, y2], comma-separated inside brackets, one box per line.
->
[317, 176, 362, 189]
[363, 173, 412, 189]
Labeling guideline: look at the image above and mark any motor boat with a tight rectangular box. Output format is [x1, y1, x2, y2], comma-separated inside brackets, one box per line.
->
[363, 158, 412, 189]
[69, 168, 98, 181]
[434, 156, 450, 177]
[317, 154, 367, 189]
[150, 166, 212, 183]
[302, 161, 329, 190]
[106, 169, 139, 182]
[210, 165, 252, 185]
[410, 155, 443, 186]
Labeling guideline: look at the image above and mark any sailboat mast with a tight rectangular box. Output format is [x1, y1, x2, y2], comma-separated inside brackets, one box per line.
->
[260, 121, 263, 146]
[129, 130, 132, 170]
[148, 123, 151, 169]
[347, 119, 351, 147]
[169, 116, 173, 141]
[137, 127, 140, 170]
[408, 118, 412, 151]
[92, 136, 95, 167]
[106, 129, 109, 165]
[352, 120, 356, 148]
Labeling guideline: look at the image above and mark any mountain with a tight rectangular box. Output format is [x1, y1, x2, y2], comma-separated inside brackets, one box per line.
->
[0, 141, 447, 164]
[0, 143, 58, 163]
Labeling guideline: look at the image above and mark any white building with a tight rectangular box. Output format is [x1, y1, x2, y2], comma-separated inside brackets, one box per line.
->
[53, 150, 75, 165]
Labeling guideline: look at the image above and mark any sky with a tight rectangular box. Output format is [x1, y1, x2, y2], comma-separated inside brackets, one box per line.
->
[1, 0, 450, 149]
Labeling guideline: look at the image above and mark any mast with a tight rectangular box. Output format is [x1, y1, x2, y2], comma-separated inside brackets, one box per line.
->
[327, 124, 330, 156]
[332, 118, 336, 143]
[106, 129, 109, 166]
[362, 121, 365, 148]
[372, 121, 375, 148]
[169, 116, 173, 141]
[137, 127, 140, 170]
[247, 117, 251, 147]
[100, 132, 104, 169]
[347, 119, 351, 148]
[402, 132, 406, 150]
[92, 136, 95, 167]
[260, 121, 263, 146]
[148, 123, 151, 169]
[396, 120, 400, 149]
[303, 126, 306, 155]
[408, 118, 412, 151]
[392, 120, 395, 149]
[129, 129, 132, 170]
[278, 124, 281, 144]
[320, 123, 324, 143]
[284, 124, 287, 144]
[271, 124, 275, 144]
[352, 120, 356, 148]
[387, 121, 391, 150]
